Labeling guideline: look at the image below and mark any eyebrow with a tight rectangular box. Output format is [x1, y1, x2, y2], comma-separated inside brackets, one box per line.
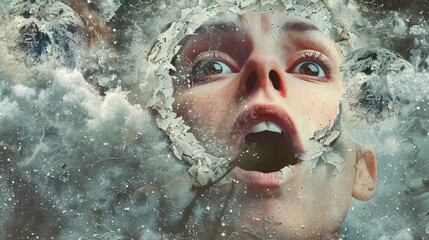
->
[282, 21, 320, 32]
[194, 20, 244, 36]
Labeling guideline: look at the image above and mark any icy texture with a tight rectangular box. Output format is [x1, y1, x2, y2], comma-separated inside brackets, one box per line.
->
[299, 115, 345, 172]
[341, 47, 417, 126]
[0, 0, 88, 86]
[0, 0, 428, 239]
[341, 48, 429, 239]
[94, 0, 121, 21]
[145, 0, 343, 187]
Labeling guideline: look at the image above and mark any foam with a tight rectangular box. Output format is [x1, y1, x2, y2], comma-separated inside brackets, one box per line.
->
[0, 0, 428, 239]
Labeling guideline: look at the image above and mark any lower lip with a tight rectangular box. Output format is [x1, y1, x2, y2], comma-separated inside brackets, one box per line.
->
[232, 165, 298, 189]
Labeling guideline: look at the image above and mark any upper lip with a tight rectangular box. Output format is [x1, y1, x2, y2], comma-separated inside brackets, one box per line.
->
[230, 104, 303, 158]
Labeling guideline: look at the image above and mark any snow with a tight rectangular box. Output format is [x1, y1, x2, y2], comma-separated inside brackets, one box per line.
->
[0, 0, 428, 239]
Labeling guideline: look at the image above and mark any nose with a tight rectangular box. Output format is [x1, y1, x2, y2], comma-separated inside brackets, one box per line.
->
[239, 51, 286, 97]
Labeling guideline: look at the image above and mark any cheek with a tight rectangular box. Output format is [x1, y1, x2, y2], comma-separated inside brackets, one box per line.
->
[173, 86, 234, 136]
[174, 92, 207, 129]
[296, 87, 341, 131]
[303, 164, 356, 222]
[312, 98, 340, 127]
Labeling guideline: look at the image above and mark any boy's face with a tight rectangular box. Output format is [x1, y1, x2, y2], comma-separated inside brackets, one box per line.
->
[172, 12, 375, 238]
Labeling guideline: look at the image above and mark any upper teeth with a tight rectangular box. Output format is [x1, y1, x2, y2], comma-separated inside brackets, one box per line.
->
[251, 122, 282, 134]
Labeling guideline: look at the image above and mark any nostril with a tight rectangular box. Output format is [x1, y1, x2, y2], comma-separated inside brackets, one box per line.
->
[269, 70, 280, 90]
[247, 71, 257, 92]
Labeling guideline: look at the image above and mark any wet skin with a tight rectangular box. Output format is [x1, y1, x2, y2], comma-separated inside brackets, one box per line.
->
[173, 12, 376, 239]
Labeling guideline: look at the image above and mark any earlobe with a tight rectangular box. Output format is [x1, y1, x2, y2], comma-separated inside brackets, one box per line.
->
[352, 147, 377, 201]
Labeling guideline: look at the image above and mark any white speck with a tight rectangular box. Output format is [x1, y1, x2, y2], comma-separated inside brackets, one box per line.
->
[221, 232, 226, 237]
[124, 207, 130, 211]
[206, 206, 210, 211]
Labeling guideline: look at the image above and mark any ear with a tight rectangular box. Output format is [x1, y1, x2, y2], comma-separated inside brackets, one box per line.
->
[352, 146, 377, 201]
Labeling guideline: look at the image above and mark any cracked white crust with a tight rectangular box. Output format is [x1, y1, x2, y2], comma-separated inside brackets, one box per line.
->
[144, 0, 351, 186]
[298, 113, 345, 172]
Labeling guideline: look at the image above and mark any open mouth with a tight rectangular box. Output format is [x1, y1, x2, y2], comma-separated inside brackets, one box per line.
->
[234, 121, 299, 173]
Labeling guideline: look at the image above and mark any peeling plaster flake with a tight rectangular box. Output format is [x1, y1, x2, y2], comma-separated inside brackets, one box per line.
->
[300, 0, 312, 5]
[146, 6, 230, 185]
[197, 163, 213, 185]
[299, 140, 323, 162]
[294, 4, 305, 14]
[171, 143, 184, 160]
[188, 163, 199, 178]
[298, 113, 343, 171]
[181, 8, 193, 18]
[305, 6, 315, 15]
[280, 165, 293, 179]
[314, 125, 331, 141]
[260, 0, 278, 6]
[409, 25, 426, 35]
[321, 151, 345, 172]
[306, 156, 321, 170]
[280, 1, 294, 9]
[237, 0, 257, 8]
[323, 130, 340, 145]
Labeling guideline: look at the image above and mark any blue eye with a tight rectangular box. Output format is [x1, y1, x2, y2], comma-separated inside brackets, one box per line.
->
[196, 60, 232, 77]
[292, 61, 326, 78]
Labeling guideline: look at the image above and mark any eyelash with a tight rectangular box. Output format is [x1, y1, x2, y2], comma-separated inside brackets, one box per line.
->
[178, 50, 334, 86]
[194, 52, 218, 67]
[294, 51, 333, 78]
[195, 51, 225, 65]
[191, 51, 237, 79]
[194, 51, 333, 74]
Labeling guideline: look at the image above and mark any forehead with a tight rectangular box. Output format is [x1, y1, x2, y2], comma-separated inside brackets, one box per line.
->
[178, 11, 343, 66]
[194, 11, 323, 36]
[184, 11, 339, 51]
